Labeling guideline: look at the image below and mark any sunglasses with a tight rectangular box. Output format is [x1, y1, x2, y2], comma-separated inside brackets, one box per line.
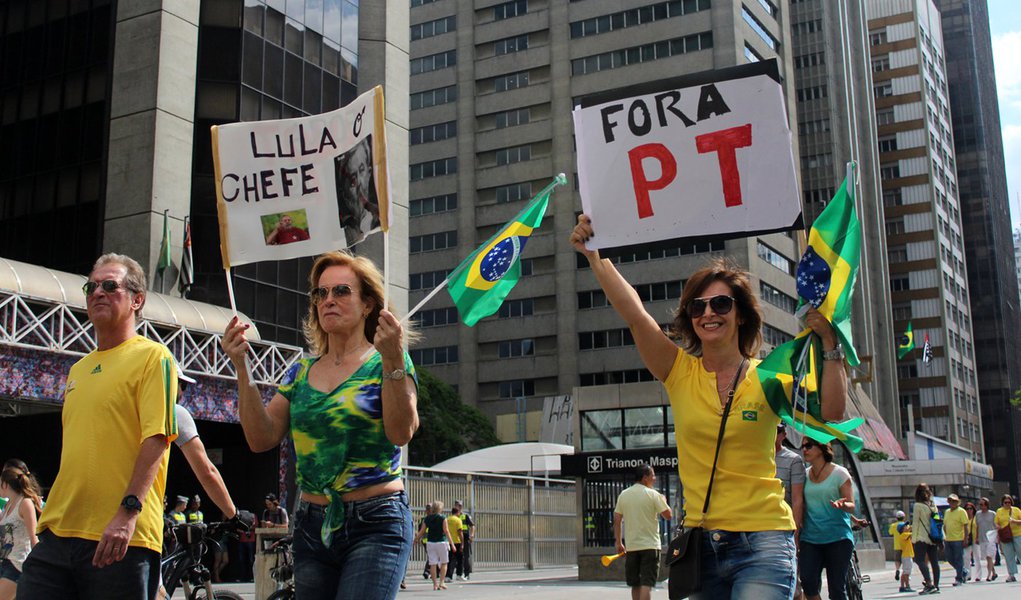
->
[688, 295, 736, 317]
[310, 284, 355, 304]
[801, 441, 818, 450]
[83, 280, 129, 296]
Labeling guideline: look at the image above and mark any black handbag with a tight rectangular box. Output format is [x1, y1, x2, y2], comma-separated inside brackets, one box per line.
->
[666, 359, 745, 600]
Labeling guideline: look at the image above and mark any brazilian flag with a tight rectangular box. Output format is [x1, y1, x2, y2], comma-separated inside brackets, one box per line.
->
[897, 322, 914, 359]
[758, 175, 864, 451]
[446, 175, 564, 326]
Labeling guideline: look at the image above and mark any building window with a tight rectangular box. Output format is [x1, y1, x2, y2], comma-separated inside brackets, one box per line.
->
[873, 82, 893, 98]
[743, 8, 779, 50]
[762, 323, 793, 347]
[495, 108, 531, 129]
[410, 121, 457, 145]
[495, 182, 533, 203]
[757, 0, 778, 17]
[760, 282, 797, 314]
[745, 44, 763, 63]
[578, 241, 723, 268]
[499, 298, 534, 318]
[409, 231, 458, 253]
[892, 302, 912, 321]
[577, 289, 609, 310]
[411, 0, 439, 6]
[890, 275, 910, 291]
[569, 0, 710, 39]
[410, 50, 457, 75]
[493, 0, 527, 20]
[410, 85, 457, 110]
[869, 29, 887, 45]
[411, 345, 459, 366]
[878, 136, 898, 153]
[499, 338, 535, 358]
[410, 157, 458, 180]
[410, 307, 459, 328]
[579, 369, 655, 387]
[872, 56, 890, 72]
[494, 34, 529, 56]
[579, 328, 636, 350]
[410, 269, 451, 290]
[796, 86, 828, 101]
[410, 193, 458, 217]
[879, 163, 900, 179]
[635, 280, 683, 302]
[580, 409, 622, 450]
[877, 108, 895, 125]
[571, 32, 713, 76]
[498, 379, 535, 399]
[757, 241, 794, 275]
[494, 70, 530, 92]
[410, 15, 456, 41]
[495, 144, 531, 166]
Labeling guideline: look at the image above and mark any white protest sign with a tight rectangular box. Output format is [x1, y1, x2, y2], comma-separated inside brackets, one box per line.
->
[212, 86, 390, 267]
[573, 62, 801, 250]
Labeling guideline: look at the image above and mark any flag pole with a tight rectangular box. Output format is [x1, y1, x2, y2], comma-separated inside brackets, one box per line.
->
[399, 173, 567, 325]
[383, 229, 390, 313]
[224, 266, 256, 382]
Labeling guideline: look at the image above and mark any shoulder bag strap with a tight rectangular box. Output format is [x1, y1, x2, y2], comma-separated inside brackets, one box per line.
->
[700, 358, 746, 520]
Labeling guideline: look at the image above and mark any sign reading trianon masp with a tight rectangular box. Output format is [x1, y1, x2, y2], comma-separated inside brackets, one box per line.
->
[560, 448, 679, 476]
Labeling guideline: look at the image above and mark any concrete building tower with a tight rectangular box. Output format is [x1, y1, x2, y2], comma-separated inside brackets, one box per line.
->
[408, 0, 803, 436]
[866, 0, 983, 456]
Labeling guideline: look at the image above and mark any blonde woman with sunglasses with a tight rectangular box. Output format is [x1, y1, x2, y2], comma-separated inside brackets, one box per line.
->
[223, 251, 419, 600]
[571, 215, 847, 600]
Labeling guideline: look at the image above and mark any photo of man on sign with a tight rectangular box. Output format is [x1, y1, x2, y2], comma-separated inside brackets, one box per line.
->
[334, 135, 380, 246]
[262, 210, 311, 246]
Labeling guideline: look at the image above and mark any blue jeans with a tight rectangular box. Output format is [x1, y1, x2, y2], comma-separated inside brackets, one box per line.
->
[15, 529, 159, 600]
[945, 540, 965, 582]
[292, 491, 413, 600]
[799, 538, 854, 600]
[690, 530, 797, 600]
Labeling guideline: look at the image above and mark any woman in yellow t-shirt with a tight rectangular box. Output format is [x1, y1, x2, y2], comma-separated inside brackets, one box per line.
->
[994, 494, 1021, 582]
[571, 217, 848, 600]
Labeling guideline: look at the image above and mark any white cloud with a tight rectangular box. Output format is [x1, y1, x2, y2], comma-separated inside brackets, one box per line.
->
[992, 32, 1021, 226]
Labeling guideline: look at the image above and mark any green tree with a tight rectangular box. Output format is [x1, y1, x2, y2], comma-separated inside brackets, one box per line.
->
[857, 449, 889, 462]
[1011, 386, 1021, 408]
[408, 368, 501, 466]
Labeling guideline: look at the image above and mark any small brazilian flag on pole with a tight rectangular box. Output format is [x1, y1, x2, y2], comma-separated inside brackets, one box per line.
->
[446, 175, 566, 326]
[897, 322, 914, 359]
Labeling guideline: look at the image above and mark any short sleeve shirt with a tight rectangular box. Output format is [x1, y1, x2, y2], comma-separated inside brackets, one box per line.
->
[174, 404, 200, 447]
[424, 513, 446, 543]
[889, 521, 904, 550]
[614, 483, 669, 551]
[802, 464, 853, 545]
[943, 507, 969, 541]
[774, 446, 805, 507]
[446, 515, 463, 544]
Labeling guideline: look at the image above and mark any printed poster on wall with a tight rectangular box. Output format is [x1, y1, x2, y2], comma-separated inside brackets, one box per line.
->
[211, 85, 390, 268]
[572, 60, 803, 253]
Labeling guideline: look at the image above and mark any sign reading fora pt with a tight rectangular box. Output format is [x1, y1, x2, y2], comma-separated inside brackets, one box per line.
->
[572, 61, 803, 252]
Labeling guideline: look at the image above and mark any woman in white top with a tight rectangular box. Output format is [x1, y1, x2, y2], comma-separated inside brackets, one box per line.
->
[0, 465, 43, 600]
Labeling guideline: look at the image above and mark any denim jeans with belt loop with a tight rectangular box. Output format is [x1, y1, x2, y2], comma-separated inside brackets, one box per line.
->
[690, 529, 797, 600]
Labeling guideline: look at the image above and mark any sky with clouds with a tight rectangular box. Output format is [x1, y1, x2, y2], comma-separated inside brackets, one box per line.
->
[988, 0, 1021, 229]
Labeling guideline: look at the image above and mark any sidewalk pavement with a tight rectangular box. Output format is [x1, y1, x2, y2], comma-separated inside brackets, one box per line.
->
[182, 560, 1019, 599]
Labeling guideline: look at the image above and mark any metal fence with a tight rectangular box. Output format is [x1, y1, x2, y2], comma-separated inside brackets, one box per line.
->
[405, 467, 577, 571]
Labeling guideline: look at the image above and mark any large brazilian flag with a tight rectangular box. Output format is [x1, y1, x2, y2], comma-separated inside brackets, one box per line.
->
[897, 322, 914, 359]
[446, 175, 564, 326]
[757, 176, 865, 451]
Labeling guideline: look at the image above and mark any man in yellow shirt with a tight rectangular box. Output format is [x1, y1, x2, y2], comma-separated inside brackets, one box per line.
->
[18, 254, 178, 600]
[446, 506, 464, 582]
[888, 509, 906, 581]
[942, 494, 970, 586]
[614, 464, 672, 600]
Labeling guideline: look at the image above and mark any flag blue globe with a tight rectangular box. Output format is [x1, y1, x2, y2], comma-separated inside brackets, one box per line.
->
[796, 246, 830, 308]
[480, 236, 525, 282]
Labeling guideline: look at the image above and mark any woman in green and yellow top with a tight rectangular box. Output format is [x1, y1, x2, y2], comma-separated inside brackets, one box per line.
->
[223, 251, 419, 600]
[571, 217, 848, 600]
[995, 494, 1021, 582]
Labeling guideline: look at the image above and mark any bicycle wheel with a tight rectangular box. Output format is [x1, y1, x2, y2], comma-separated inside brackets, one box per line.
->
[845, 559, 864, 600]
[187, 587, 246, 600]
[267, 589, 296, 600]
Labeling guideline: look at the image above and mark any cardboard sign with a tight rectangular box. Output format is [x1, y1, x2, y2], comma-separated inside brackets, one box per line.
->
[573, 61, 802, 251]
[212, 86, 390, 267]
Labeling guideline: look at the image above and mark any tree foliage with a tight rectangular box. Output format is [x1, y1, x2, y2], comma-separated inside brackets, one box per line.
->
[408, 368, 501, 467]
[857, 449, 889, 462]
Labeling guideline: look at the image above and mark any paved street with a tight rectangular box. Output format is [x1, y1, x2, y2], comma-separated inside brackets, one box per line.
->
[177, 561, 1020, 599]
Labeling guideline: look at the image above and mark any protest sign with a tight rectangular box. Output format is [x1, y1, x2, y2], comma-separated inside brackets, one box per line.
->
[212, 86, 390, 268]
[573, 61, 802, 252]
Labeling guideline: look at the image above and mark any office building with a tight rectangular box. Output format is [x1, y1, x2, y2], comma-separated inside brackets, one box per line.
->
[408, 0, 804, 437]
[866, 0, 983, 456]
[933, 0, 1021, 493]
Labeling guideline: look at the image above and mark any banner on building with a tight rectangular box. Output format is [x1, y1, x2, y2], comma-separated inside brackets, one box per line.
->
[211, 86, 390, 268]
[572, 60, 803, 253]
[540, 395, 574, 446]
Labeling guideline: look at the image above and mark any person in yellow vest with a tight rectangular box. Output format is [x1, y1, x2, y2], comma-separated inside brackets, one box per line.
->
[168, 496, 188, 525]
[896, 523, 916, 593]
[453, 500, 474, 581]
[942, 494, 969, 586]
[446, 506, 464, 582]
[995, 494, 1021, 582]
[888, 510, 906, 582]
[186, 495, 204, 524]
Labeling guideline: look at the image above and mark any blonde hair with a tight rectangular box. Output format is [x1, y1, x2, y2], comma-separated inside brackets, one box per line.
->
[302, 251, 417, 355]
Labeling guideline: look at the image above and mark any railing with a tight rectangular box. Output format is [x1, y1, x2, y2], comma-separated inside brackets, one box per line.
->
[405, 467, 576, 571]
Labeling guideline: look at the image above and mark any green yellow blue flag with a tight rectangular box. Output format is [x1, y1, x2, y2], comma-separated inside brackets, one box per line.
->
[757, 175, 864, 451]
[446, 176, 564, 326]
[897, 322, 914, 359]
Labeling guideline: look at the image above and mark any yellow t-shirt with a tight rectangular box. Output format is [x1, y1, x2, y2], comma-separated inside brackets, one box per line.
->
[614, 483, 670, 551]
[889, 521, 904, 550]
[447, 515, 463, 544]
[995, 506, 1021, 537]
[38, 336, 178, 553]
[665, 350, 795, 532]
[943, 506, 969, 542]
[898, 529, 914, 558]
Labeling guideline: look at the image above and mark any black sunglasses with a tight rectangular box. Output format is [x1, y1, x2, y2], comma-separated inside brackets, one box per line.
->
[688, 295, 736, 316]
[310, 284, 355, 304]
[801, 441, 818, 450]
[83, 279, 128, 296]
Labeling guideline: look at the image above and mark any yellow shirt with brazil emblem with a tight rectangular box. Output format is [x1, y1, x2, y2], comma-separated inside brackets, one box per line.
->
[665, 350, 795, 532]
[37, 336, 178, 553]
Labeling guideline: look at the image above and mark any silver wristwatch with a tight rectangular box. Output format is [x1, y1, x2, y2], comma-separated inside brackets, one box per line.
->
[382, 368, 406, 380]
[822, 344, 845, 362]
